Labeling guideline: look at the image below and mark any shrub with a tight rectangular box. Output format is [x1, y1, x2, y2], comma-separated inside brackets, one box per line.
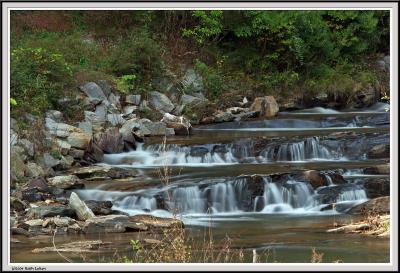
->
[194, 59, 226, 98]
[10, 47, 73, 115]
[116, 74, 137, 94]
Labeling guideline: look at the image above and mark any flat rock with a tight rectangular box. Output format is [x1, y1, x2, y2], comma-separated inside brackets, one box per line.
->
[27, 205, 76, 219]
[47, 175, 84, 190]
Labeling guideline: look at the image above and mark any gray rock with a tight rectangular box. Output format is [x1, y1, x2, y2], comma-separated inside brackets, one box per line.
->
[25, 219, 44, 227]
[165, 128, 175, 136]
[107, 113, 126, 126]
[95, 103, 107, 121]
[138, 119, 166, 136]
[55, 139, 71, 155]
[108, 93, 121, 108]
[214, 111, 235, 123]
[11, 148, 26, 181]
[123, 105, 137, 115]
[67, 132, 91, 149]
[69, 192, 95, 221]
[10, 129, 18, 146]
[139, 100, 149, 110]
[27, 206, 75, 218]
[96, 80, 112, 97]
[126, 95, 141, 105]
[10, 197, 28, 212]
[69, 148, 85, 159]
[82, 215, 147, 234]
[149, 91, 175, 113]
[79, 82, 108, 104]
[18, 139, 35, 157]
[26, 162, 45, 178]
[85, 200, 113, 215]
[234, 111, 257, 121]
[10, 118, 19, 131]
[119, 118, 166, 137]
[181, 69, 204, 93]
[43, 153, 61, 168]
[78, 121, 93, 136]
[45, 118, 82, 138]
[53, 216, 76, 227]
[95, 127, 124, 154]
[46, 110, 63, 122]
[47, 175, 83, 189]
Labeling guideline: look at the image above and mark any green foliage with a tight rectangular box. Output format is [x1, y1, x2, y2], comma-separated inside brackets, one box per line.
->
[194, 59, 226, 98]
[10, 98, 17, 107]
[116, 74, 137, 94]
[182, 10, 223, 45]
[50, 150, 62, 160]
[10, 47, 73, 115]
[106, 31, 164, 78]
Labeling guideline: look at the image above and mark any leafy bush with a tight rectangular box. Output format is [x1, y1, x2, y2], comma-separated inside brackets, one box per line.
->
[10, 47, 73, 115]
[194, 59, 226, 98]
[106, 31, 164, 79]
[116, 74, 137, 94]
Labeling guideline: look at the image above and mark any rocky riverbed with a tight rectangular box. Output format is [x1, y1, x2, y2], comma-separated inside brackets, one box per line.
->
[10, 76, 391, 262]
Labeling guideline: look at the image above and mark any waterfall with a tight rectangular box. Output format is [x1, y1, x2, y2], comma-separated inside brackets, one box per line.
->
[75, 174, 369, 217]
[262, 137, 333, 161]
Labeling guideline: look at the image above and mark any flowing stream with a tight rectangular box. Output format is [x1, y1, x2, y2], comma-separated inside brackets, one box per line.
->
[11, 105, 390, 263]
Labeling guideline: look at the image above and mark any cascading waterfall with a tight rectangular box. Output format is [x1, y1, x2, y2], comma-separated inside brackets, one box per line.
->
[102, 137, 344, 167]
[262, 137, 333, 161]
[79, 176, 369, 217]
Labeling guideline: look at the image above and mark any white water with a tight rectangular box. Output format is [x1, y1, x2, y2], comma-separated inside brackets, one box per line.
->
[102, 137, 346, 168]
[74, 175, 369, 221]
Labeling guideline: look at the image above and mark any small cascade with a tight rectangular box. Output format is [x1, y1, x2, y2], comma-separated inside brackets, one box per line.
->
[114, 195, 158, 212]
[87, 175, 369, 217]
[336, 187, 368, 202]
[262, 137, 333, 161]
[255, 178, 315, 213]
[166, 180, 249, 214]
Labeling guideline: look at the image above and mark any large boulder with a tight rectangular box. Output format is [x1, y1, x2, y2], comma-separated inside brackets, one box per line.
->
[250, 96, 279, 118]
[79, 82, 108, 105]
[161, 113, 191, 135]
[67, 132, 91, 149]
[149, 91, 175, 113]
[47, 175, 84, 190]
[347, 196, 390, 215]
[69, 192, 95, 221]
